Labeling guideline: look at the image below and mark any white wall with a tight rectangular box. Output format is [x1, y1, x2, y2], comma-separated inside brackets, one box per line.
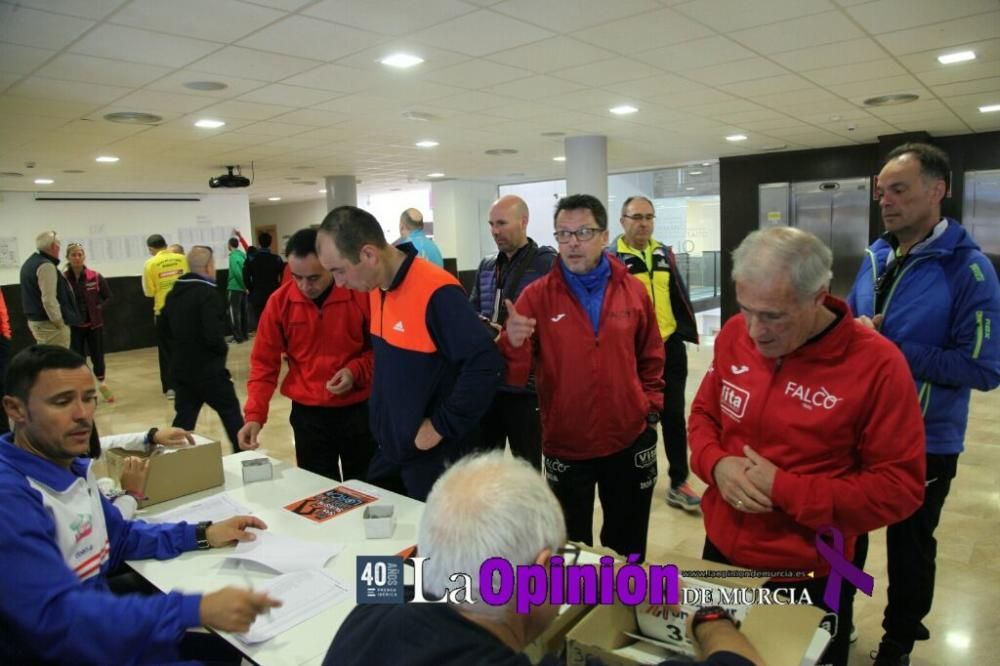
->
[249, 198, 327, 250]
[0, 191, 250, 284]
[431, 180, 499, 271]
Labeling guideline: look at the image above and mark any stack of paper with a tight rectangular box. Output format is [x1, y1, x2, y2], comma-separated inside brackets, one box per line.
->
[236, 569, 350, 644]
[144, 494, 252, 524]
[227, 530, 344, 574]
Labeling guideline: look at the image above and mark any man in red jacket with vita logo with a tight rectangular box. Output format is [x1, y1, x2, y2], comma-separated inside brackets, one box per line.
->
[239, 228, 376, 481]
[503, 194, 665, 562]
[689, 227, 926, 666]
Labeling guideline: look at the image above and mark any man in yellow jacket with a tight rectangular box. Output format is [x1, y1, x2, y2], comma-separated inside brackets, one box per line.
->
[611, 196, 701, 511]
[143, 234, 188, 398]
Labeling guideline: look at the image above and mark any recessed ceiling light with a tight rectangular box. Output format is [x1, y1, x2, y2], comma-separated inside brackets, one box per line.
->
[863, 93, 919, 106]
[685, 187, 696, 191]
[34, 178, 54, 185]
[979, 103, 1000, 113]
[184, 81, 228, 91]
[195, 119, 226, 129]
[380, 53, 424, 69]
[401, 110, 435, 122]
[267, 196, 281, 201]
[688, 170, 703, 176]
[553, 156, 566, 162]
[701, 162, 711, 166]
[104, 111, 163, 125]
[319, 189, 327, 193]
[426, 172, 445, 178]
[937, 51, 976, 64]
[415, 140, 439, 148]
[95, 156, 119, 163]
[726, 134, 748, 142]
[609, 105, 638, 115]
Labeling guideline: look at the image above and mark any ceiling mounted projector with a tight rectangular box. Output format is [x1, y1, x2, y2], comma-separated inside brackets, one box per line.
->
[209, 166, 250, 189]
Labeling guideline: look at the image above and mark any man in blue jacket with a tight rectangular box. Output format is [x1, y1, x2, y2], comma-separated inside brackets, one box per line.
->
[0, 344, 280, 664]
[847, 142, 1000, 665]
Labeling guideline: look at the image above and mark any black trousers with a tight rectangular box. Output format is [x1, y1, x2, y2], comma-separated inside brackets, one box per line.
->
[703, 538, 853, 666]
[227, 290, 248, 342]
[367, 444, 453, 502]
[153, 314, 173, 393]
[476, 390, 543, 470]
[71, 326, 107, 381]
[662, 334, 690, 488]
[545, 427, 658, 562]
[289, 401, 376, 482]
[854, 454, 957, 653]
[171, 372, 244, 452]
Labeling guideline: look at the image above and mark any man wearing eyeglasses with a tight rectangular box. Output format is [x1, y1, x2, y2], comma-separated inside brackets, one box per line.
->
[157, 246, 244, 452]
[502, 194, 664, 562]
[468, 195, 557, 469]
[611, 196, 701, 512]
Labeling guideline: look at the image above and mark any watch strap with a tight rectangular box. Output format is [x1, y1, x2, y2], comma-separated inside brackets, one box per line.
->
[195, 521, 213, 550]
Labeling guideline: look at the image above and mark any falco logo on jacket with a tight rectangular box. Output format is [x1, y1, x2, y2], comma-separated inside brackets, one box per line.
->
[551, 314, 566, 322]
[720, 380, 749, 421]
[785, 381, 841, 410]
[731, 364, 749, 375]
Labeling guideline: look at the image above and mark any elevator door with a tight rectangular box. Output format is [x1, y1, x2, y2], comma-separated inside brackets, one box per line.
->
[759, 178, 870, 299]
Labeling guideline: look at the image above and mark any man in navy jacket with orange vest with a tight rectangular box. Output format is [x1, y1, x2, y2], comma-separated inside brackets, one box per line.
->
[502, 194, 665, 562]
[317, 206, 503, 501]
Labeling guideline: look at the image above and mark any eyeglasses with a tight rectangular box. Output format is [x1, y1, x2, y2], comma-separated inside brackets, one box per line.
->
[622, 213, 655, 222]
[556, 543, 581, 565]
[554, 228, 602, 244]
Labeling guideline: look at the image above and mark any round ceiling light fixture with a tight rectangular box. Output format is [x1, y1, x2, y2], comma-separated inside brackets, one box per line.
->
[863, 93, 919, 107]
[103, 111, 164, 125]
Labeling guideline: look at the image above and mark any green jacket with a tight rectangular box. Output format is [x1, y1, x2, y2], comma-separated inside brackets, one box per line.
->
[228, 249, 246, 291]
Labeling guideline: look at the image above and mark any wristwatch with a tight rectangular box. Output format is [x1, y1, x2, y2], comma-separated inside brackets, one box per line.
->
[195, 521, 213, 550]
[646, 412, 660, 426]
[691, 606, 737, 633]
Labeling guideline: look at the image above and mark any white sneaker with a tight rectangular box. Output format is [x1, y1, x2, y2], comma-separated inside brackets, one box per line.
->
[165, 389, 175, 400]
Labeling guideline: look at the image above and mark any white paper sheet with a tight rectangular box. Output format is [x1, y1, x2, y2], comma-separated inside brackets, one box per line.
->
[236, 569, 350, 644]
[143, 494, 252, 524]
[227, 530, 344, 574]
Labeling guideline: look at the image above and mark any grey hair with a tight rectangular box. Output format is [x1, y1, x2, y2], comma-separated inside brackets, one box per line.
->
[36, 230, 58, 251]
[186, 245, 213, 273]
[731, 227, 832, 299]
[417, 452, 565, 619]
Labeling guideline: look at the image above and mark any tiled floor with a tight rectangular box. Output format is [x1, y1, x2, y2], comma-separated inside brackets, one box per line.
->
[94, 337, 998, 666]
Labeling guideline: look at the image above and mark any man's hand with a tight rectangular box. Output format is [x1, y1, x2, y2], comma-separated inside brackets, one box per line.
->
[414, 418, 443, 451]
[205, 515, 268, 548]
[153, 427, 195, 448]
[743, 446, 779, 499]
[503, 298, 536, 348]
[856, 313, 884, 331]
[238, 421, 262, 450]
[326, 368, 355, 395]
[199, 587, 282, 633]
[712, 456, 772, 513]
[119, 456, 150, 496]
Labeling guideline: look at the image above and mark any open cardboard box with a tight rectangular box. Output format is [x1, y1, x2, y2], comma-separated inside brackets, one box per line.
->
[104, 434, 224, 507]
[564, 553, 827, 666]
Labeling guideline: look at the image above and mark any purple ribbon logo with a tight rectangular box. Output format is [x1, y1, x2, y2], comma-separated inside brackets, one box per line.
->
[815, 525, 874, 612]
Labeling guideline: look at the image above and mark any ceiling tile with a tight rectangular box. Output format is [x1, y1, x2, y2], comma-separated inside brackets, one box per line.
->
[189, 46, 323, 82]
[914, 60, 1000, 88]
[268, 108, 349, 126]
[604, 74, 709, 100]
[428, 90, 516, 112]
[332, 42, 470, 71]
[408, 10, 553, 57]
[0, 3, 95, 49]
[685, 58, 788, 86]
[71, 24, 221, 67]
[571, 8, 714, 51]
[34, 54, 173, 88]
[673, 0, 835, 33]
[721, 74, 815, 97]
[0, 96, 99, 118]
[845, 0, 997, 34]
[769, 38, 888, 71]
[491, 0, 660, 32]
[282, 64, 378, 92]
[729, 11, 865, 54]
[751, 87, 844, 109]
[112, 0, 286, 42]
[635, 36, 756, 72]
[303, 0, 475, 36]
[238, 83, 340, 106]
[653, 88, 739, 108]
[147, 71, 269, 98]
[802, 58, 906, 86]
[313, 93, 403, 114]
[875, 11, 1000, 56]
[240, 0, 313, 10]
[898, 38, 1000, 72]
[0, 113, 70, 130]
[10, 0, 127, 21]
[237, 15, 383, 61]
[485, 75, 584, 99]
[6, 76, 131, 105]
[933, 76, 1000, 99]
[488, 37, 618, 74]
[826, 74, 929, 101]
[195, 99, 297, 120]
[107, 89, 216, 113]
[0, 43, 56, 76]
[421, 60, 533, 89]
[363, 76, 468, 103]
[551, 57, 663, 86]
[236, 120, 311, 137]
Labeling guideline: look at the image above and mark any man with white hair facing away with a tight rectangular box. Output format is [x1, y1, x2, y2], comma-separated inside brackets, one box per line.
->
[689, 227, 926, 666]
[324, 453, 763, 666]
[20, 230, 81, 347]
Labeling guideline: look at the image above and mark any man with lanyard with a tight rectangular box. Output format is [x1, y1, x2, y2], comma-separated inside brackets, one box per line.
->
[611, 196, 701, 511]
[847, 142, 1000, 665]
[469, 194, 556, 468]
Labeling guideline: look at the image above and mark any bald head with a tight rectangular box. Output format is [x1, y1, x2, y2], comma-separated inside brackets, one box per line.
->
[399, 208, 424, 239]
[488, 195, 530, 257]
[187, 245, 215, 278]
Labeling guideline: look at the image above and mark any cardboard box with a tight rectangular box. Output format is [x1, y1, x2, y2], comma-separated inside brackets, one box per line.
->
[105, 436, 224, 507]
[522, 603, 592, 664]
[564, 553, 826, 666]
